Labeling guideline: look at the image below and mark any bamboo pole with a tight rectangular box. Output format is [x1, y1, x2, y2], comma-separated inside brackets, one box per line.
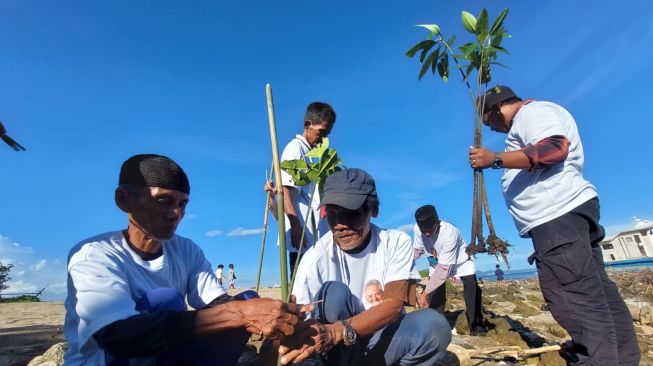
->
[266, 84, 289, 301]
[255, 165, 274, 293]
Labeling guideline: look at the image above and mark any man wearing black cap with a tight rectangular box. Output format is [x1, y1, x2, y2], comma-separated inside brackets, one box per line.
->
[63, 154, 302, 366]
[469, 86, 639, 365]
[281, 168, 451, 366]
[413, 205, 485, 335]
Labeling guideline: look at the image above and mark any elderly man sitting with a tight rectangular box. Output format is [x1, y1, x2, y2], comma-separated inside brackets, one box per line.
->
[280, 168, 451, 366]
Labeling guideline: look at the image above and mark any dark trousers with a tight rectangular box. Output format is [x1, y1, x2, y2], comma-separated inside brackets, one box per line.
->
[529, 198, 639, 366]
[460, 274, 484, 329]
[427, 274, 483, 329]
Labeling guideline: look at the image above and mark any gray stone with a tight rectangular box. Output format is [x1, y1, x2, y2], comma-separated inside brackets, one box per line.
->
[27, 342, 67, 366]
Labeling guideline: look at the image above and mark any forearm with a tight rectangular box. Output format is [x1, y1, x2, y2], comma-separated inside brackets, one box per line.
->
[193, 301, 248, 336]
[496, 150, 532, 169]
[282, 186, 299, 218]
[424, 264, 450, 295]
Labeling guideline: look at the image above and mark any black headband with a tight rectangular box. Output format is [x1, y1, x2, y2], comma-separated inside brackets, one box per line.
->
[119, 154, 190, 194]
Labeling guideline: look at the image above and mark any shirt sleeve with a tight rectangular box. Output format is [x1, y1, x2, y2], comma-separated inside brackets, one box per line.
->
[412, 224, 426, 260]
[521, 135, 570, 172]
[384, 231, 416, 284]
[424, 264, 451, 295]
[517, 104, 568, 145]
[280, 139, 303, 187]
[68, 249, 140, 352]
[185, 240, 226, 309]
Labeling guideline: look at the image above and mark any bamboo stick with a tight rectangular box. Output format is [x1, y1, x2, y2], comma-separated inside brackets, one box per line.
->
[265, 84, 289, 301]
[255, 165, 274, 293]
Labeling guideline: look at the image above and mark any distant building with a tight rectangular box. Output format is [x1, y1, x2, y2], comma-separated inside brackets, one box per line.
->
[601, 218, 653, 262]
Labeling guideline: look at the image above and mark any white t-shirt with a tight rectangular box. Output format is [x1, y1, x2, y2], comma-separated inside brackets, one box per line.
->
[292, 224, 416, 311]
[413, 221, 476, 278]
[215, 267, 223, 280]
[501, 101, 597, 237]
[63, 232, 225, 366]
[280, 134, 330, 252]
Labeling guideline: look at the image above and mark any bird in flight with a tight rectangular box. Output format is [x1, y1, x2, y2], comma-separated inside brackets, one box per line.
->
[0, 121, 26, 151]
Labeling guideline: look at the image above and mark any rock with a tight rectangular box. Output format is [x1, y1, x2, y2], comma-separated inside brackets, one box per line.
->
[547, 324, 568, 338]
[639, 324, 653, 336]
[540, 303, 550, 312]
[441, 344, 472, 366]
[455, 312, 471, 335]
[27, 342, 67, 366]
[539, 350, 566, 366]
[627, 303, 641, 322]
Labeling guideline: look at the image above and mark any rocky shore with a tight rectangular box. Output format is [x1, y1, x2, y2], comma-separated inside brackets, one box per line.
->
[5, 269, 652, 366]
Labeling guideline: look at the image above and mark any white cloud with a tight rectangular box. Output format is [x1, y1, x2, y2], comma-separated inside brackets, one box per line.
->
[0, 235, 66, 300]
[206, 230, 223, 237]
[186, 214, 198, 219]
[227, 227, 264, 237]
[31, 259, 47, 272]
[396, 224, 413, 234]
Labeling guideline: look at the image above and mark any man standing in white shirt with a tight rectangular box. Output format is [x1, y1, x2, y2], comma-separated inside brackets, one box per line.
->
[280, 169, 451, 366]
[280, 102, 336, 275]
[63, 154, 302, 366]
[413, 205, 485, 335]
[469, 86, 639, 365]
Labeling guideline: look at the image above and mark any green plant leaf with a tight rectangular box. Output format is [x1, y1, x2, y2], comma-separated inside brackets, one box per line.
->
[458, 42, 478, 60]
[437, 53, 449, 82]
[406, 40, 436, 58]
[489, 8, 509, 36]
[461, 11, 477, 34]
[416, 24, 441, 35]
[431, 48, 440, 74]
[446, 35, 456, 48]
[419, 41, 437, 62]
[487, 46, 509, 55]
[418, 50, 439, 80]
[305, 138, 330, 158]
[475, 9, 488, 43]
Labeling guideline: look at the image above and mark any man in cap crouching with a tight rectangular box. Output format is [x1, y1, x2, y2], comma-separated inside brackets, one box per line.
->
[280, 168, 451, 366]
[63, 154, 301, 366]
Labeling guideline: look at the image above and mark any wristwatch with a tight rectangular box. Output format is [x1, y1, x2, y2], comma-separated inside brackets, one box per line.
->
[491, 152, 504, 169]
[340, 319, 358, 346]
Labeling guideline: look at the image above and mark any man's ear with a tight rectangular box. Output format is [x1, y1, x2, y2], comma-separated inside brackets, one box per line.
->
[115, 187, 130, 213]
[303, 120, 312, 130]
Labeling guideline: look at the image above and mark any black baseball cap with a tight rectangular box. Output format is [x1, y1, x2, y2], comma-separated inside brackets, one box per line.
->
[319, 168, 377, 210]
[478, 85, 516, 113]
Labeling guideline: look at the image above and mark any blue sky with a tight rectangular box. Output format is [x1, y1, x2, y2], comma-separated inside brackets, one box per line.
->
[1, 1, 652, 300]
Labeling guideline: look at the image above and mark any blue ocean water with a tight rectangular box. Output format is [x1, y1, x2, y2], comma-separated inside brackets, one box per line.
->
[477, 259, 653, 282]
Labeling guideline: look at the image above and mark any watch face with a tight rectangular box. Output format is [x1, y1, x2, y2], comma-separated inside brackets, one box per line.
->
[345, 327, 357, 344]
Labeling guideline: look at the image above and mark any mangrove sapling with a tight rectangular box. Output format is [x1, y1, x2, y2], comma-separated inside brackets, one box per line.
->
[280, 137, 344, 299]
[406, 8, 512, 268]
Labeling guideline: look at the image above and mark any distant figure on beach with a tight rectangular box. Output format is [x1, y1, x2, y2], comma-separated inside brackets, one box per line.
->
[413, 204, 487, 336]
[277, 102, 336, 277]
[63, 154, 301, 366]
[215, 263, 224, 286]
[284, 169, 451, 365]
[364, 279, 384, 307]
[228, 263, 236, 289]
[494, 264, 504, 281]
[469, 85, 639, 365]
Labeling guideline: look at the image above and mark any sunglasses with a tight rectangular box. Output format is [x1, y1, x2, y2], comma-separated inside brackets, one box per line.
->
[325, 205, 368, 227]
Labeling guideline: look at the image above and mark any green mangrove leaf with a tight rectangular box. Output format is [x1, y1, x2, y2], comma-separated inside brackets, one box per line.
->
[416, 24, 441, 35]
[305, 138, 330, 158]
[475, 9, 489, 43]
[437, 53, 449, 82]
[489, 9, 509, 36]
[461, 11, 477, 33]
[406, 40, 436, 58]
[419, 41, 437, 62]
[419, 50, 439, 80]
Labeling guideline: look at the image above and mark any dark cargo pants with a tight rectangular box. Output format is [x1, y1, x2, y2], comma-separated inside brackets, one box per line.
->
[529, 198, 639, 366]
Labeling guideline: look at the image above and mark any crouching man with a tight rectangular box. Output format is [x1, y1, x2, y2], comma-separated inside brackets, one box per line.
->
[63, 154, 301, 366]
[280, 168, 451, 365]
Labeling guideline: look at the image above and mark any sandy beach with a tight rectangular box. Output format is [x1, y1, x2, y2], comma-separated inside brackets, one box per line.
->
[2, 271, 653, 366]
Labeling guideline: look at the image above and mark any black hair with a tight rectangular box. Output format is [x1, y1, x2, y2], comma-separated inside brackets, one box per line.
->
[229, 263, 234, 268]
[305, 102, 336, 125]
[496, 264, 501, 268]
[365, 195, 380, 217]
[217, 264, 224, 269]
[498, 96, 523, 107]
